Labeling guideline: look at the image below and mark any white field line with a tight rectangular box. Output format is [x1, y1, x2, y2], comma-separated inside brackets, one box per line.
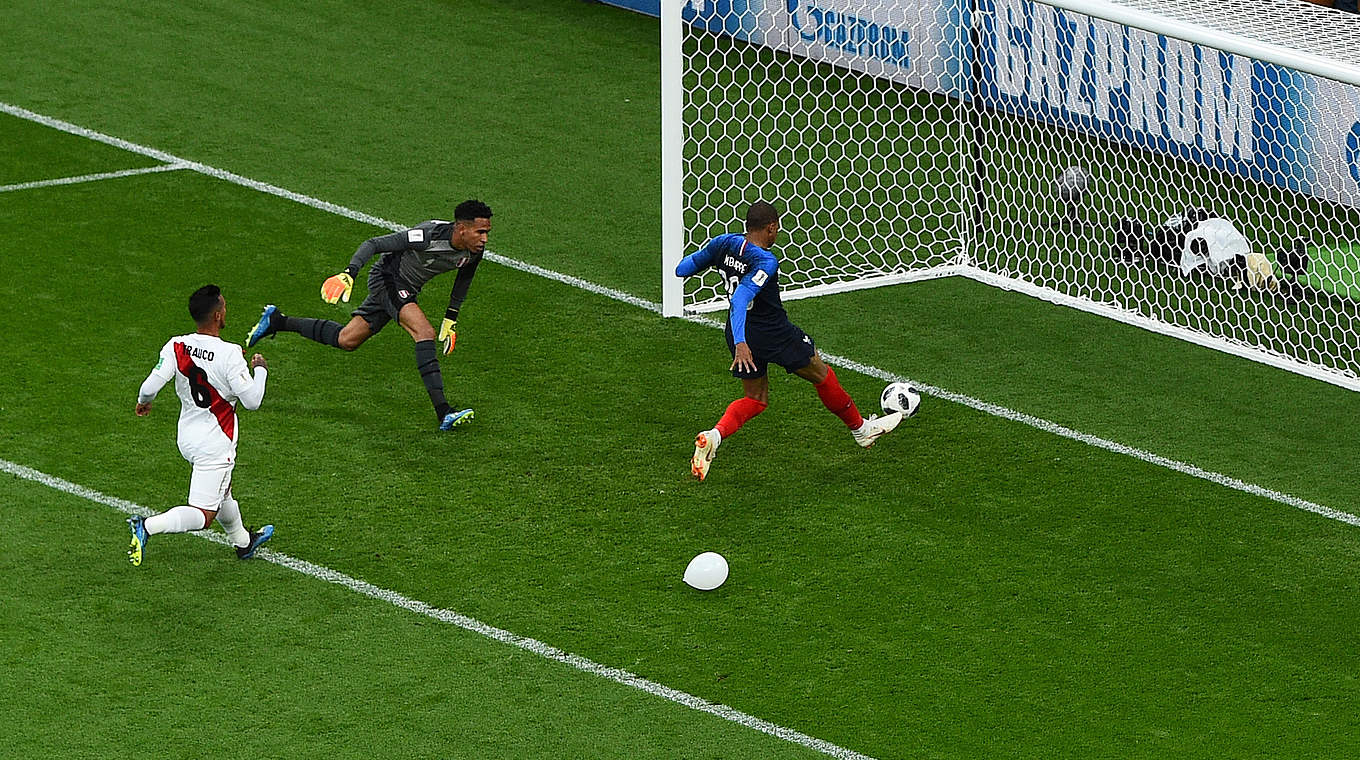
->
[0, 458, 875, 760]
[825, 356, 1360, 527]
[0, 105, 1352, 525]
[0, 163, 187, 193]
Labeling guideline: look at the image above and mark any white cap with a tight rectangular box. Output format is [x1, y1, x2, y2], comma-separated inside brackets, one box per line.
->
[683, 551, 729, 591]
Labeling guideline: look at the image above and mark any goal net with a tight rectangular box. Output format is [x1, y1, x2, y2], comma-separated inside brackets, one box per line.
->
[661, 0, 1360, 391]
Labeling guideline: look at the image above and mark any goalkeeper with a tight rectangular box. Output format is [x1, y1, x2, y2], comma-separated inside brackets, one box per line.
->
[1111, 207, 1278, 290]
[247, 199, 492, 431]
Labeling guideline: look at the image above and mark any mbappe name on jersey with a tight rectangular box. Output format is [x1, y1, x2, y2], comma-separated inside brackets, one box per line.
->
[722, 255, 749, 274]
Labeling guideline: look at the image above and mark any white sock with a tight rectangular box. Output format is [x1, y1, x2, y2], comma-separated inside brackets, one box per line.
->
[217, 493, 251, 548]
[144, 506, 207, 535]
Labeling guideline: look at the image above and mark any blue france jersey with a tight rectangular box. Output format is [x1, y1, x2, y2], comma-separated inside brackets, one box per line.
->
[674, 233, 785, 344]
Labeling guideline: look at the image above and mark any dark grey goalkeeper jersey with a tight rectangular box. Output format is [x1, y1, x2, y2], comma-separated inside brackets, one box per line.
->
[344, 220, 483, 318]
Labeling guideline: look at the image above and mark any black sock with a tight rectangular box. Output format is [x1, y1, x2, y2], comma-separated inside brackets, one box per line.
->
[414, 340, 452, 420]
[279, 315, 342, 348]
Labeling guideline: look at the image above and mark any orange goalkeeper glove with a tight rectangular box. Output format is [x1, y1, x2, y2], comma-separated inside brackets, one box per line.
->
[321, 272, 354, 304]
[438, 318, 457, 355]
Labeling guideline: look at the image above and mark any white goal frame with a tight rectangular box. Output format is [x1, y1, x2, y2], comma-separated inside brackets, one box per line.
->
[661, 0, 1360, 392]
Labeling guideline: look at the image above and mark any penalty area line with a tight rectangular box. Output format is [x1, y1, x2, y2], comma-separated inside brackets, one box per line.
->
[0, 163, 188, 194]
[0, 457, 878, 760]
[1, 99, 1353, 529]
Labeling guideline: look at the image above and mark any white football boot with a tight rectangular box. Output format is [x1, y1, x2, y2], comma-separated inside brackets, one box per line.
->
[851, 411, 903, 448]
[691, 428, 722, 481]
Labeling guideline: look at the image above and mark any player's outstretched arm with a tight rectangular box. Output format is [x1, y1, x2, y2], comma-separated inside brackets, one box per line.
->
[675, 254, 702, 277]
[322, 229, 424, 304]
[439, 258, 481, 355]
[675, 236, 725, 277]
[136, 372, 166, 414]
[136, 344, 176, 416]
[675, 249, 714, 277]
[232, 353, 269, 410]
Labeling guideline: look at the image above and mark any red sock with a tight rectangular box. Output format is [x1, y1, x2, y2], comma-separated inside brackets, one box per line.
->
[815, 368, 863, 429]
[715, 397, 768, 438]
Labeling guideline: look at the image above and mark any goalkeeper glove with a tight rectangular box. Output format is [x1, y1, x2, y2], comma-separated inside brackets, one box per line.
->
[321, 272, 354, 304]
[438, 317, 457, 355]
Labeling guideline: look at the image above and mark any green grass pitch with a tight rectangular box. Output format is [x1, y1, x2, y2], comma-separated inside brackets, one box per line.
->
[4, 1, 1360, 758]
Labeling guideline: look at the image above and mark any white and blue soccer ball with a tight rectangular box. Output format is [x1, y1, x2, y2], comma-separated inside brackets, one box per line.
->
[880, 382, 921, 418]
[1057, 165, 1090, 202]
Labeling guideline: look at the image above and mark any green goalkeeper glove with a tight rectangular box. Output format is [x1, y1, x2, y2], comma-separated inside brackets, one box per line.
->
[438, 317, 457, 355]
[321, 272, 354, 304]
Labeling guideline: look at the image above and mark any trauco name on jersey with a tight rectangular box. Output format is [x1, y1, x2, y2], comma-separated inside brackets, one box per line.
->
[183, 345, 215, 361]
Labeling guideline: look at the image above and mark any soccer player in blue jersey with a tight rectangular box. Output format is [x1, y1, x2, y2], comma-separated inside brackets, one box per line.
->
[675, 201, 902, 480]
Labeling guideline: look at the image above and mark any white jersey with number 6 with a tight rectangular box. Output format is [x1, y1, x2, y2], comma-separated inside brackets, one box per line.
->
[139, 333, 267, 462]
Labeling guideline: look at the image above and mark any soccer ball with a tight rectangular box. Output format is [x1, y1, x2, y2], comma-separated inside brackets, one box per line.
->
[880, 382, 921, 418]
[683, 551, 728, 591]
[1057, 165, 1090, 202]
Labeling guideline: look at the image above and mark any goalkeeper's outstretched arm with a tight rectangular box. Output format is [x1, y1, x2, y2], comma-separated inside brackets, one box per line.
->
[322, 230, 419, 304]
[437, 257, 482, 355]
[343, 230, 415, 278]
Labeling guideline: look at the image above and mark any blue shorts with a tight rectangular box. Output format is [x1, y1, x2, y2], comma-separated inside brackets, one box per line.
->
[725, 318, 816, 379]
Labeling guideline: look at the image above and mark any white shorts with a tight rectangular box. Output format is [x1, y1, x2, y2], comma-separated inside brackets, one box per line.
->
[187, 459, 234, 511]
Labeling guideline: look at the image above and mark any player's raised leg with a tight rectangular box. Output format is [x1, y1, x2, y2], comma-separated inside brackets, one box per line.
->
[397, 303, 473, 429]
[248, 305, 370, 351]
[693, 377, 769, 481]
[794, 356, 901, 448]
[129, 505, 213, 566]
[128, 461, 232, 565]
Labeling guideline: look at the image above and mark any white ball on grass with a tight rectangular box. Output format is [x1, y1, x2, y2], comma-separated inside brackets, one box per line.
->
[683, 551, 729, 591]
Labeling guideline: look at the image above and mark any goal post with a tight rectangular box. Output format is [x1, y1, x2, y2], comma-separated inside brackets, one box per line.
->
[661, 0, 685, 317]
[660, 0, 976, 318]
[661, 0, 1360, 391]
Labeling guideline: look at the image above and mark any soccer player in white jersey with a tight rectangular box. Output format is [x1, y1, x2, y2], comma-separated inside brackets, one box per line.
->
[128, 284, 274, 567]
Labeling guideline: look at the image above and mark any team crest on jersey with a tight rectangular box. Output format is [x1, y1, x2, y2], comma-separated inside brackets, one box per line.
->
[398, 289, 411, 299]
